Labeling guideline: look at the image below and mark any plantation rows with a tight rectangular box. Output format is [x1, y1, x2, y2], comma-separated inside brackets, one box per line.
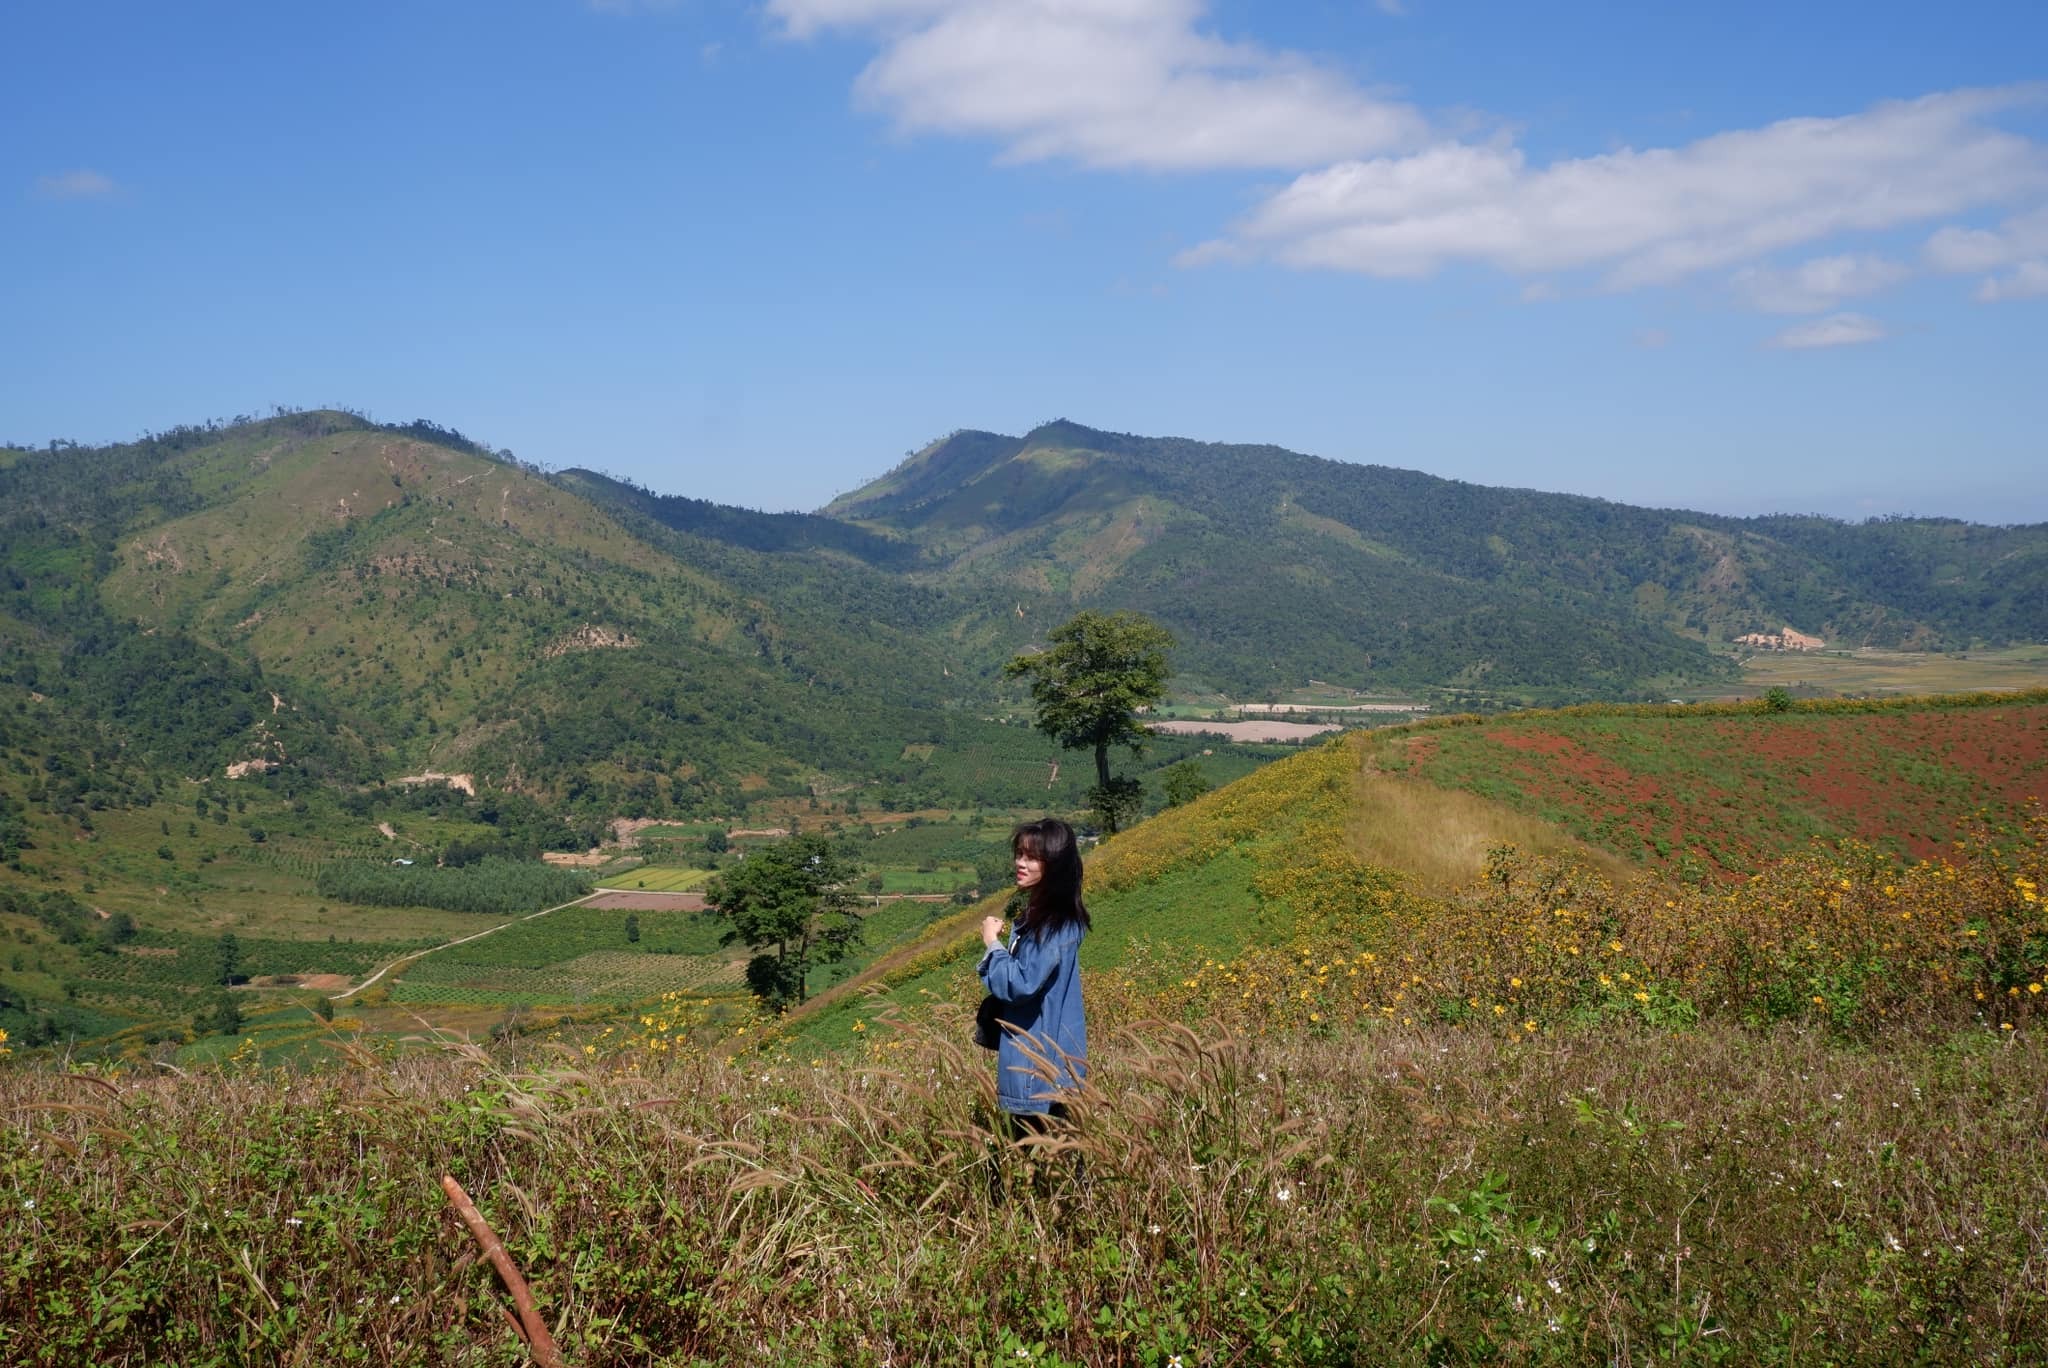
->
[392, 951, 743, 1007]
[314, 855, 591, 914]
[237, 836, 396, 876]
[88, 933, 417, 988]
[606, 865, 709, 893]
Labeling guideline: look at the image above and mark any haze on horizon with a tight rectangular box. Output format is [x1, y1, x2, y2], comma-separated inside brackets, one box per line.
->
[4, 1, 2045, 525]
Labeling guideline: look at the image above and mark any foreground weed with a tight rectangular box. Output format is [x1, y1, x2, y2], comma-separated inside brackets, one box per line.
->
[4, 1017, 2047, 1364]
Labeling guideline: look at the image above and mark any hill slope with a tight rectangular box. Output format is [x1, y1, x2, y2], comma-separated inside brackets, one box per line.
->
[786, 691, 2048, 1045]
[0, 412, 1109, 818]
[826, 420, 2048, 699]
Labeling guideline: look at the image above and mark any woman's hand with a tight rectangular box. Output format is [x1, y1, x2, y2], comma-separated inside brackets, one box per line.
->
[980, 915, 1006, 948]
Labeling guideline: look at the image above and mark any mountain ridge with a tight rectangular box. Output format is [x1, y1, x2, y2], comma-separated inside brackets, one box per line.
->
[820, 418, 2048, 695]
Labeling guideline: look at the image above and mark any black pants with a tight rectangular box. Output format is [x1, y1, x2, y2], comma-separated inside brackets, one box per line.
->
[1006, 1100, 1070, 1143]
[990, 1102, 1079, 1201]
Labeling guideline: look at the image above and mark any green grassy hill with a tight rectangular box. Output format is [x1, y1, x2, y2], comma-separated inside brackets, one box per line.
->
[6, 695, 2047, 1363]
[784, 691, 2048, 1048]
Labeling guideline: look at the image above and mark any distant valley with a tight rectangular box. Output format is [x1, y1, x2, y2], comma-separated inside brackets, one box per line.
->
[3, 408, 2046, 1053]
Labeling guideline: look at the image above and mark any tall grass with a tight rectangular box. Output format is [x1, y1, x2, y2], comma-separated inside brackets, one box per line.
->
[4, 1014, 2045, 1365]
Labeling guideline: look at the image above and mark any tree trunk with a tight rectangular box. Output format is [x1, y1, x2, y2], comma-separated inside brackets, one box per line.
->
[1094, 741, 1111, 790]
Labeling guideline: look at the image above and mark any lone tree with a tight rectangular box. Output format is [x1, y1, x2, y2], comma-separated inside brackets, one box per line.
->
[1160, 758, 1212, 809]
[1005, 609, 1174, 834]
[706, 835, 861, 1012]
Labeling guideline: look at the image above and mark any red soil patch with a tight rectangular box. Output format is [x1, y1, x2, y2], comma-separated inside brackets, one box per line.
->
[251, 972, 353, 991]
[1415, 701, 2048, 877]
[1708, 706, 2048, 859]
[1481, 731, 1669, 858]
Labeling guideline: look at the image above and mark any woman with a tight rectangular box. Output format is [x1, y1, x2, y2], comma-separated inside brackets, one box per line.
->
[979, 817, 1090, 1129]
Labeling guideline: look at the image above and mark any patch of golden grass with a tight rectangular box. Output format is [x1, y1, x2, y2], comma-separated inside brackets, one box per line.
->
[1347, 767, 1629, 891]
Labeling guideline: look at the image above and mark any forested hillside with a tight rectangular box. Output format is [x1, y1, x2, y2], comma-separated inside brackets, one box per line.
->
[1, 412, 1068, 820]
[827, 420, 2048, 696]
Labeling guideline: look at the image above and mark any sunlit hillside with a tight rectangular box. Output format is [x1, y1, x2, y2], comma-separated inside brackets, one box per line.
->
[785, 691, 2048, 1048]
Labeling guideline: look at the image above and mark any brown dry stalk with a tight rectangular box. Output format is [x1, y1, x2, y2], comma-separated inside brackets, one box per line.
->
[438, 1174, 567, 1368]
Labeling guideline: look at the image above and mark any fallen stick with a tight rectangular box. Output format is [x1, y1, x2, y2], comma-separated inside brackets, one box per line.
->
[440, 1174, 568, 1368]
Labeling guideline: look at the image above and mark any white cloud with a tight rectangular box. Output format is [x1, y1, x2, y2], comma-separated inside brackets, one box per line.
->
[768, 0, 1428, 170]
[1191, 86, 2048, 288]
[772, 6, 2048, 299]
[1729, 253, 1910, 313]
[1518, 280, 1560, 303]
[1766, 312, 1889, 349]
[1634, 328, 1670, 349]
[1976, 260, 2048, 302]
[34, 169, 116, 200]
[1924, 204, 2048, 271]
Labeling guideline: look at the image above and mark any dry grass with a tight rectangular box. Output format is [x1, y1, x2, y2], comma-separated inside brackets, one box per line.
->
[1347, 768, 1631, 892]
[4, 1014, 2046, 1366]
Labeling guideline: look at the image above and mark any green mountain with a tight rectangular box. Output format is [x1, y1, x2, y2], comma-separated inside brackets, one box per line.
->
[825, 419, 2048, 698]
[0, 412, 1097, 824]
[5, 409, 2046, 1052]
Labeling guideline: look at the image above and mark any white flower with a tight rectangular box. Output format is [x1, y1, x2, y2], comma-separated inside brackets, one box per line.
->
[1547, 1278, 1563, 1294]
[1148, 1224, 1162, 1235]
[1527, 1245, 1547, 1261]
[1275, 1185, 1293, 1203]
[389, 1295, 401, 1305]
[1885, 1233, 1903, 1252]
[1830, 1179, 1844, 1189]
[1547, 1319, 1563, 1334]
[286, 1217, 303, 1227]
[1255, 1072, 1268, 1083]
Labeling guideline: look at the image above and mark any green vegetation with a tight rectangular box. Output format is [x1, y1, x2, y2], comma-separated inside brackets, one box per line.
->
[1007, 608, 1175, 832]
[606, 865, 711, 893]
[5, 684, 2048, 1362]
[313, 857, 592, 915]
[388, 905, 743, 1010]
[4, 407, 2047, 1058]
[6, 1021, 2043, 1364]
[830, 419, 2048, 698]
[707, 835, 863, 1010]
[1390, 690, 2048, 876]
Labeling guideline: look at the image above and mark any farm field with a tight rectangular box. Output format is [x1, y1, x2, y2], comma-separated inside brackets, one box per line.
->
[870, 866, 974, 894]
[1724, 643, 2048, 698]
[379, 903, 735, 1007]
[1388, 692, 2048, 876]
[602, 865, 712, 893]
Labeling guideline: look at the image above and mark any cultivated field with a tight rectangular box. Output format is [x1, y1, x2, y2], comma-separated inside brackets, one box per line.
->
[602, 865, 712, 893]
[1391, 693, 2048, 875]
[1727, 643, 2048, 697]
[1153, 718, 1339, 742]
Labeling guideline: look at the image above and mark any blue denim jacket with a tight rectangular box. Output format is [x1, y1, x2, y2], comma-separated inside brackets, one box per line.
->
[978, 919, 1087, 1115]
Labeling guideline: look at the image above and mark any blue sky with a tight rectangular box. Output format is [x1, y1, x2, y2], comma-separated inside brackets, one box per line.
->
[4, 1, 2045, 522]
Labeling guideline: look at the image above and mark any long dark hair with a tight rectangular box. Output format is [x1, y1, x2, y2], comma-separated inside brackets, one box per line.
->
[1013, 817, 1090, 938]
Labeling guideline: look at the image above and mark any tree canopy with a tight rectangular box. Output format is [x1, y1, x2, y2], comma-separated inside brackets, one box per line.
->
[706, 836, 862, 1011]
[1005, 609, 1174, 832]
